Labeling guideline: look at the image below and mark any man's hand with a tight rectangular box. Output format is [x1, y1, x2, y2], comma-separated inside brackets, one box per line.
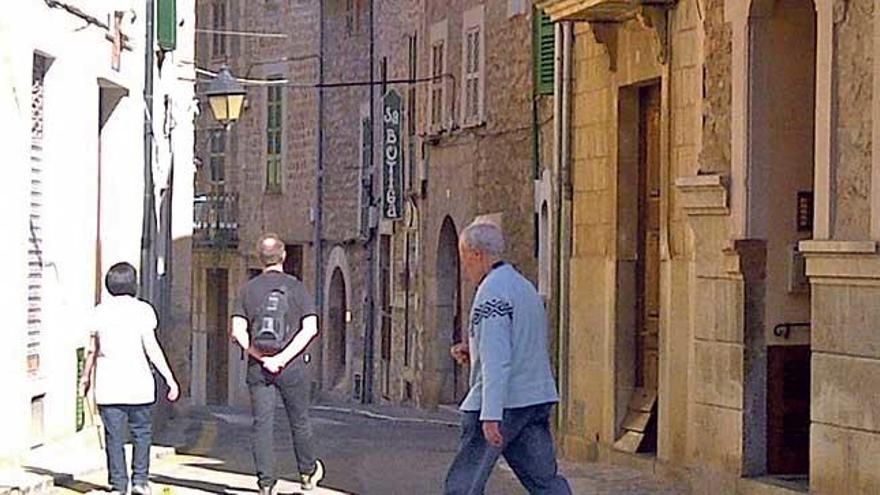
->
[482, 421, 503, 448]
[166, 380, 180, 402]
[450, 342, 470, 366]
[262, 355, 286, 374]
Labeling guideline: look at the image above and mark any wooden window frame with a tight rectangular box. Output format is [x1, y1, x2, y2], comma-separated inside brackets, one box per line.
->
[460, 6, 485, 127]
[211, 1, 227, 59]
[209, 129, 226, 184]
[428, 20, 448, 134]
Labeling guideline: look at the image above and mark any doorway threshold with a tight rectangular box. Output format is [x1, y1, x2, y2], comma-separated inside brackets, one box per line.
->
[746, 475, 809, 494]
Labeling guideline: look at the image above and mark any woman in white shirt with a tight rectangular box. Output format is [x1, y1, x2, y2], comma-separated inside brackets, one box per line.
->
[80, 262, 179, 495]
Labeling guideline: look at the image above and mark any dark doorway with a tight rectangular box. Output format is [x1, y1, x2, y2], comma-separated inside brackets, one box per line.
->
[436, 217, 464, 404]
[767, 345, 811, 474]
[326, 268, 347, 388]
[284, 244, 304, 279]
[205, 268, 229, 405]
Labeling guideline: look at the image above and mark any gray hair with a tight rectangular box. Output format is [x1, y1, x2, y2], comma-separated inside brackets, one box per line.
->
[460, 221, 505, 257]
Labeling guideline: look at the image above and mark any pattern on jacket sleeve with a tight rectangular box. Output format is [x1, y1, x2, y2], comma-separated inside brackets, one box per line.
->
[471, 297, 514, 327]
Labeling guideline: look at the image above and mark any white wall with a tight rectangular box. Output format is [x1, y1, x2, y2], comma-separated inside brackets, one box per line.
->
[0, 12, 36, 461]
[0, 0, 195, 461]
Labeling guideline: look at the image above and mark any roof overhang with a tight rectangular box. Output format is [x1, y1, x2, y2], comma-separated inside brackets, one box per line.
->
[535, 0, 639, 23]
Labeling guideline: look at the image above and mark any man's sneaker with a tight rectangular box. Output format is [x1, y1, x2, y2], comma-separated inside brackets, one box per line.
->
[258, 483, 277, 495]
[301, 459, 325, 491]
[131, 484, 152, 495]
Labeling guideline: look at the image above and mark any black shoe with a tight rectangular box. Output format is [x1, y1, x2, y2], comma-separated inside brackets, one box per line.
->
[259, 483, 277, 495]
[301, 459, 325, 491]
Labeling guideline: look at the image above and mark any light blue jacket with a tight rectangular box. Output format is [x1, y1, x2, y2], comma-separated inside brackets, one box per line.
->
[460, 263, 559, 421]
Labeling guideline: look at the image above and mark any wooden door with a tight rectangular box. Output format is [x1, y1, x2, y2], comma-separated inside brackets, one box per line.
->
[768, 345, 810, 474]
[637, 85, 661, 390]
[206, 268, 229, 405]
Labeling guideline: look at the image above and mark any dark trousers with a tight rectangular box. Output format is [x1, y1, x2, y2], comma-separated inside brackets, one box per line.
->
[98, 403, 153, 492]
[248, 363, 317, 488]
[444, 403, 571, 495]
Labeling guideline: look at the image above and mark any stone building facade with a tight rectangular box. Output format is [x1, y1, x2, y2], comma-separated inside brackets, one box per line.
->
[0, 0, 195, 470]
[193, 0, 550, 409]
[539, 0, 880, 492]
[316, 0, 372, 402]
[400, 0, 544, 409]
[192, 0, 322, 407]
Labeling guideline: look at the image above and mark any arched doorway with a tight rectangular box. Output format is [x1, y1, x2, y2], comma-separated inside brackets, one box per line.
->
[747, 0, 815, 479]
[436, 216, 464, 405]
[325, 268, 347, 388]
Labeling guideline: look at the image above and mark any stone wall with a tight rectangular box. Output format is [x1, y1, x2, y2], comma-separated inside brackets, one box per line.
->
[417, 0, 540, 408]
[193, 0, 323, 403]
[699, 0, 732, 176]
[802, 242, 880, 494]
[832, 0, 873, 240]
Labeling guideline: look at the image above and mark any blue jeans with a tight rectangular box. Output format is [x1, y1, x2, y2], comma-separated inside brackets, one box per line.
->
[98, 404, 153, 492]
[444, 403, 571, 495]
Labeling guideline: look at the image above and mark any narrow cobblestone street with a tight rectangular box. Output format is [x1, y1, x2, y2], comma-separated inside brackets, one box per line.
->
[45, 403, 685, 495]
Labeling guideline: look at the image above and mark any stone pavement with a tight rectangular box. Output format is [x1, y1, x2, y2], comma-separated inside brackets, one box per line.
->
[39, 401, 685, 494]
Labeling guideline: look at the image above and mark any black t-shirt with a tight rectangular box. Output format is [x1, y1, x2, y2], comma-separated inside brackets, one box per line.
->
[232, 271, 316, 366]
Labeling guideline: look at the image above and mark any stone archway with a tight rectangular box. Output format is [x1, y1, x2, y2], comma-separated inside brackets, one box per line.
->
[435, 216, 464, 405]
[320, 246, 353, 396]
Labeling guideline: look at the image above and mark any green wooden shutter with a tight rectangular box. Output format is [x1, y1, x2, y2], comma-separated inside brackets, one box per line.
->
[533, 9, 554, 95]
[157, 0, 177, 51]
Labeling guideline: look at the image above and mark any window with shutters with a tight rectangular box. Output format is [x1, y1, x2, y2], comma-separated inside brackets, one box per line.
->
[266, 81, 283, 192]
[212, 1, 227, 58]
[28, 54, 49, 376]
[209, 129, 226, 184]
[345, 0, 354, 35]
[461, 6, 485, 126]
[533, 9, 555, 95]
[407, 33, 418, 138]
[345, 0, 363, 36]
[157, 0, 177, 51]
[428, 21, 447, 133]
[407, 32, 417, 191]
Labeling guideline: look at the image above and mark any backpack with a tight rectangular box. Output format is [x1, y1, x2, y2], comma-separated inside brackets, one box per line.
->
[253, 287, 292, 354]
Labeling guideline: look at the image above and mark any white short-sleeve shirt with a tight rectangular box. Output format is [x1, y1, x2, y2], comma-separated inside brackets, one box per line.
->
[92, 295, 158, 405]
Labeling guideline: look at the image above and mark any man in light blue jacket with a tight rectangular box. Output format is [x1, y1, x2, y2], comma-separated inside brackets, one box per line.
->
[444, 221, 571, 495]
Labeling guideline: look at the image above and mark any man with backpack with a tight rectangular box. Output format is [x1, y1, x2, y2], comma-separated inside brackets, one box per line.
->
[231, 233, 325, 495]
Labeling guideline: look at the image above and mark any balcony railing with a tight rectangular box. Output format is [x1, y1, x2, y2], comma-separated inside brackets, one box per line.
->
[193, 192, 239, 249]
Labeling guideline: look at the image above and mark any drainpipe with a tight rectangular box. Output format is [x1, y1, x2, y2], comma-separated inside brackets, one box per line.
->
[362, 0, 376, 404]
[140, 0, 155, 301]
[315, 0, 325, 326]
[554, 21, 574, 434]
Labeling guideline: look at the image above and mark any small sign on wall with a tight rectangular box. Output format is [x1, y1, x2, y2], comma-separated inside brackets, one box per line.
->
[797, 191, 813, 233]
[788, 243, 809, 294]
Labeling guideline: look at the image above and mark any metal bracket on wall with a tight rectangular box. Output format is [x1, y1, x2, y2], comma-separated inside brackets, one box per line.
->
[772, 322, 811, 340]
[591, 22, 619, 72]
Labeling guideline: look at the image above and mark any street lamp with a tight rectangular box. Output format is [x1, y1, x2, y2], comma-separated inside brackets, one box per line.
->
[206, 65, 246, 125]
